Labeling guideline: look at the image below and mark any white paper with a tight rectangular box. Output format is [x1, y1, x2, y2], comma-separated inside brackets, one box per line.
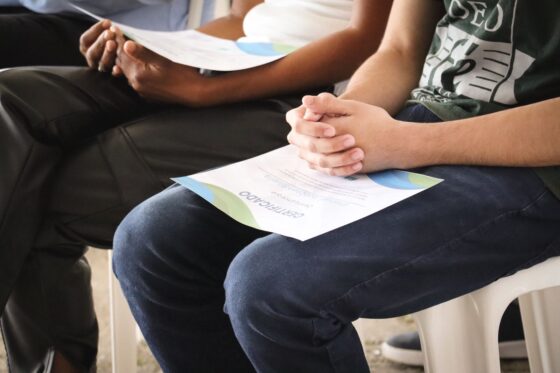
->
[71, 4, 297, 71]
[173, 146, 443, 241]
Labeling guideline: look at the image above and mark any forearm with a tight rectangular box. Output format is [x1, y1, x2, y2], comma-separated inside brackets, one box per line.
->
[196, 16, 246, 40]
[401, 97, 560, 168]
[339, 48, 424, 115]
[195, 28, 384, 106]
[189, 0, 392, 107]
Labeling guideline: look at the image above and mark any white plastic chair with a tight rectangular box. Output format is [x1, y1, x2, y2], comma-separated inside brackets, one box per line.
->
[410, 256, 560, 373]
[108, 251, 138, 373]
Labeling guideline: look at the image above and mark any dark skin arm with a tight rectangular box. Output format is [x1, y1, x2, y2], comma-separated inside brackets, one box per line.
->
[112, 0, 393, 107]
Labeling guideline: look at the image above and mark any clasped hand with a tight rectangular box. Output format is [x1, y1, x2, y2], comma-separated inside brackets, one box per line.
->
[79, 20, 204, 105]
[286, 93, 411, 176]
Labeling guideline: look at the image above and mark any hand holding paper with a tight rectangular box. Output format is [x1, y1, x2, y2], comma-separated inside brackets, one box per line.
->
[72, 4, 297, 72]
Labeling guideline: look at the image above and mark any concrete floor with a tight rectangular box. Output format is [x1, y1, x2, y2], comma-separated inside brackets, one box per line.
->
[0, 249, 530, 372]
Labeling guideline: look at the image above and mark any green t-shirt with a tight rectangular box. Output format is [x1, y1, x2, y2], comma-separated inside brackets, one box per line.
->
[408, 0, 560, 198]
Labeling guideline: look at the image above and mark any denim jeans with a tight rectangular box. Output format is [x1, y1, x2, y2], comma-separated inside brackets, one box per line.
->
[113, 105, 560, 373]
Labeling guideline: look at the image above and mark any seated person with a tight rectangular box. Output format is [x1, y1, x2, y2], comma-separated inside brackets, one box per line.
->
[113, 0, 560, 372]
[0, 0, 391, 372]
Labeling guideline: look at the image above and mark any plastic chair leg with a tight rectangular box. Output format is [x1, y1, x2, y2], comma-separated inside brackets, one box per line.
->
[108, 251, 138, 373]
[519, 286, 560, 373]
[414, 293, 505, 373]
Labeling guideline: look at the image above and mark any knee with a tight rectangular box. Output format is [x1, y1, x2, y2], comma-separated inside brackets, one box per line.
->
[112, 185, 188, 284]
[224, 238, 299, 328]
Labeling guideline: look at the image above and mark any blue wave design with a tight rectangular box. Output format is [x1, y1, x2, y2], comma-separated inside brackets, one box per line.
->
[367, 170, 422, 190]
[172, 177, 215, 202]
[236, 42, 283, 56]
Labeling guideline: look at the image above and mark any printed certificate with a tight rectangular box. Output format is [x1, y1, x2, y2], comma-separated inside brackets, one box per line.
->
[173, 146, 442, 240]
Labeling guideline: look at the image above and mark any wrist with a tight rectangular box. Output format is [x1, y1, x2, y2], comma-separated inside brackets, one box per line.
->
[394, 121, 445, 169]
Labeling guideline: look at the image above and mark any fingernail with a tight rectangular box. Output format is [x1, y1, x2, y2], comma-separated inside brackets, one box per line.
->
[352, 163, 362, 171]
[351, 149, 363, 160]
[323, 128, 335, 137]
[98, 65, 105, 72]
[343, 136, 355, 147]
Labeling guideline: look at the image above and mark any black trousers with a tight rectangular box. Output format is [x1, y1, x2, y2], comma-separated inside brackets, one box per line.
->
[0, 7, 92, 68]
[0, 62, 310, 372]
[0, 9, 97, 373]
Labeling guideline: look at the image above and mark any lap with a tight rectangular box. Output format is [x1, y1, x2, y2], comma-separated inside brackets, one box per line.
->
[225, 165, 560, 319]
[44, 94, 300, 248]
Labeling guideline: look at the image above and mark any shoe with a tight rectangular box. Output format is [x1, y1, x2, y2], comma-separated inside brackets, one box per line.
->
[381, 302, 527, 366]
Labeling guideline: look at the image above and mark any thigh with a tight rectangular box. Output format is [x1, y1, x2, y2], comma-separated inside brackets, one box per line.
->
[0, 11, 93, 67]
[0, 67, 150, 146]
[41, 95, 299, 248]
[226, 165, 560, 323]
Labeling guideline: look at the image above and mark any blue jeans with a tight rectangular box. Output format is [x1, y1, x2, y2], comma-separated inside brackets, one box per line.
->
[113, 105, 560, 373]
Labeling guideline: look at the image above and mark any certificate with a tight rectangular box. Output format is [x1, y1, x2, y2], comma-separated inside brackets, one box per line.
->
[71, 4, 297, 71]
[173, 146, 443, 241]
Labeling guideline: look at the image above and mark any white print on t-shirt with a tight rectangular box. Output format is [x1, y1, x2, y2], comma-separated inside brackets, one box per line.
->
[419, 0, 535, 105]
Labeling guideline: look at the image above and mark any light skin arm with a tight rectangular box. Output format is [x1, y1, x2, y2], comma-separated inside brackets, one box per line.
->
[113, 0, 393, 107]
[286, 1, 560, 175]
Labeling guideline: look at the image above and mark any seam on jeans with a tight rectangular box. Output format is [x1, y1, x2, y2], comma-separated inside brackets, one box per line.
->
[316, 189, 551, 326]
[52, 205, 123, 249]
[55, 140, 125, 228]
[96, 138, 128, 206]
[119, 127, 166, 189]
[0, 142, 33, 233]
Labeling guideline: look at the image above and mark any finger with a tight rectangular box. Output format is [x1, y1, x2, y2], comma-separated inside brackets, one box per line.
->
[290, 116, 336, 138]
[112, 65, 123, 77]
[98, 40, 117, 72]
[288, 132, 356, 154]
[299, 147, 364, 170]
[303, 108, 323, 122]
[285, 105, 305, 126]
[85, 29, 114, 68]
[302, 92, 354, 117]
[124, 41, 159, 64]
[318, 162, 364, 177]
[80, 19, 111, 54]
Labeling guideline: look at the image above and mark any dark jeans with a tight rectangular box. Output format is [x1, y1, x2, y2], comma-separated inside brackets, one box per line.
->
[0, 64, 307, 372]
[113, 105, 560, 373]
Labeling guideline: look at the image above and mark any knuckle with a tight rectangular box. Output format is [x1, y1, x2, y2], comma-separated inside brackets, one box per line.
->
[129, 78, 140, 90]
[307, 140, 317, 153]
[318, 157, 329, 168]
[135, 71, 147, 84]
[294, 119, 304, 133]
[286, 132, 294, 144]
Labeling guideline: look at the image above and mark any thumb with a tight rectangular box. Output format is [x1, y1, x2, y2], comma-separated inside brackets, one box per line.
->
[302, 92, 353, 117]
[124, 41, 156, 64]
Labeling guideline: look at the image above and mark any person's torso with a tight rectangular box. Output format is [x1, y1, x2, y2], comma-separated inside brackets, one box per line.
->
[411, 0, 560, 120]
[243, 0, 353, 47]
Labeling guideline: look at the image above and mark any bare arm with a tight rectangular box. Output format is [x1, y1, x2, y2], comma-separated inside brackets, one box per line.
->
[116, 0, 393, 107]
[401, 97, 560, 168]
[340, 0, 444, 115]
[286, 0, 560, 175]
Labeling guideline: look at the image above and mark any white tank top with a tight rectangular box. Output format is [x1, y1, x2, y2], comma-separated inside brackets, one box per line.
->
[243, 0, 353, 47]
